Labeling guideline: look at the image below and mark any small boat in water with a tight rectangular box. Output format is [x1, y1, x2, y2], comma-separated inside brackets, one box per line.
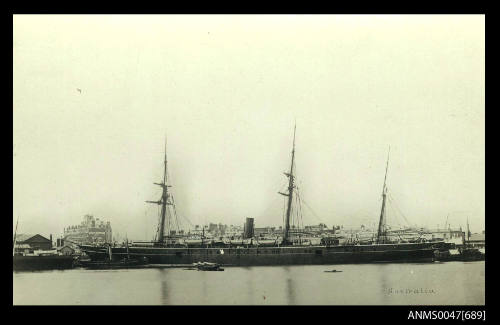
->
[324, 269, 342, 273]
[194, 262, 224, 271]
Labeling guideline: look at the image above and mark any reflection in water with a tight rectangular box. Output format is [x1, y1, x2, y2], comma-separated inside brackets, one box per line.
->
[158, 269, 169, 305]
[379, 265, 389, 304]
[245, 267, 254, 303]
[200, 270, 207, 304]
[283, 266, 296, 305]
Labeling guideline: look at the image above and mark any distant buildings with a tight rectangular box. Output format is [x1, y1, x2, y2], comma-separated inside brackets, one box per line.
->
[63, 214, 112, 245]
[304, 223, 328, 233]
[420, 228, 466, 246]
[254, 226, 276, 237]
[174, 219, 486, 246]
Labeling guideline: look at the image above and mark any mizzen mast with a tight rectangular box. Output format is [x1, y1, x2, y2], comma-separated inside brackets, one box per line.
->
[376, 147, 390, 244]
[146, 138, 173, 245]
[279, 123, 296, 245]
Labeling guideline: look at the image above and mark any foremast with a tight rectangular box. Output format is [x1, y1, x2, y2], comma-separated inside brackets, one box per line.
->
[376, 147, 390, 244]
[279, 123, 296, 245]
[146, 138, 173, 244]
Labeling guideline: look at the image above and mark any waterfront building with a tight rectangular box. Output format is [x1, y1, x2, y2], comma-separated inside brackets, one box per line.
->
[466, 233, 485, 248]
[14, 234, 53, 253]
[63, 214, 112, 245]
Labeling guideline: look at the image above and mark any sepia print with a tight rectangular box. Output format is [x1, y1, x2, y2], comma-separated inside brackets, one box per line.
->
[13, 14, 485, 306]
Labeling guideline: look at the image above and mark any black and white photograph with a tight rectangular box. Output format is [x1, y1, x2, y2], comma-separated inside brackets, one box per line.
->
[13, 14, 485, 307]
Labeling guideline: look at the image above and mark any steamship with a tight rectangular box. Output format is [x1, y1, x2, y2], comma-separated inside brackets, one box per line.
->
[80, 127, 449, 266]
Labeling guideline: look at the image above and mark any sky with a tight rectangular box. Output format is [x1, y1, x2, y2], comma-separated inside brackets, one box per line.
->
[13, 15, 485, 240]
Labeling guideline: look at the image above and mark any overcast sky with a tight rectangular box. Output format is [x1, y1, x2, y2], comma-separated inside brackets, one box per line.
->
[13, 15, 484, 240]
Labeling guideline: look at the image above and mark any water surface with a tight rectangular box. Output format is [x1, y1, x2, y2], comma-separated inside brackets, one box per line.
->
[13, 261, 485, 305]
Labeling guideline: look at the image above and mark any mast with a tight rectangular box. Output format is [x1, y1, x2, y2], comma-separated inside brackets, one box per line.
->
[376, 147, 390, 244]
[146, 137, 173, 245]
[279, 123, 296, 245]
[13, 217, 19, 256]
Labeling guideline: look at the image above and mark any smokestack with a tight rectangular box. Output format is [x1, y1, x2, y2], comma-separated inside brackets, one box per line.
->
[243, 218, 254, 239]
[50, 234, 53, 249]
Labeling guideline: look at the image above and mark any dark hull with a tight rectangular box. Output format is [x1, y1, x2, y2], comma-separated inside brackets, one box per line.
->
[13, 255, 74, 271]
[81, 242, 446, 266]
[78, 261, 147, 270]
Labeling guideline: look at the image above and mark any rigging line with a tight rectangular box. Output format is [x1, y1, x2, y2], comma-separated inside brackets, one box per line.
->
[171, 193, 194, 229]
[292, 192, 297, 232]
[387, 194, 411, 226]
[298, 191, 304, 231]
[387, 199, 403, 229]
[386, 197, 401, 227]
[294, 185, 299, 229]
[294, 191, 299, 231]
[294, 190, 307, 225]
[165, 206, 172, 234]
[260, 182, 288, 219]
[167, 207, 173, 236]
[171, 197, 181, 231]
[282, 196, 286, 232]
[170, 195, 180, 232]
[154, 205, 160, 241]
[298, 192, 324, 224]
[174, 198, 194, 229]
[174, 207, 180, 233]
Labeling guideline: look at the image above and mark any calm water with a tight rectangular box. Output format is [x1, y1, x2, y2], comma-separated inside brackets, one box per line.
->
[13, 261, 484, 305]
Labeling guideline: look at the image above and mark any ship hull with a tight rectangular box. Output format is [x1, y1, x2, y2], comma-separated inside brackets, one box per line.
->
[13, 255, 75, 271]
[80, 242, 446, 266]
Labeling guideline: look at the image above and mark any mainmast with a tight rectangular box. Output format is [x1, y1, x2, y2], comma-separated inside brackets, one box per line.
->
[146, 138, 173, 245]
[376, 147, 390, 244]
[279, 123, 296, 245]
